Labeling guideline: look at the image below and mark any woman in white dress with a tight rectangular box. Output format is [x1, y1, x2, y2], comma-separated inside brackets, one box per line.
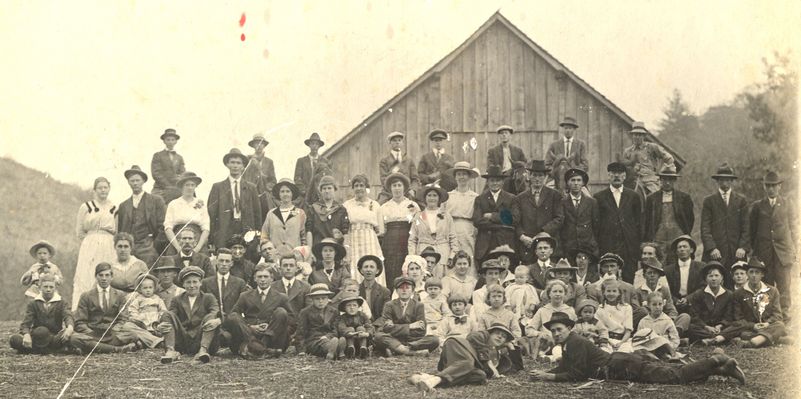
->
[408, 185, 459, 279]
[163, 172, 210, 255]
[443, 161, 479, 276]
[343, 175, 385, 286]
[73, 177, 117, 309]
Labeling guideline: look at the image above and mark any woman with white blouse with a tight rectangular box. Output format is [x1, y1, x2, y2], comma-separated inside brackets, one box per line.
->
[343, 175, 385, 286]
[408, 185, 459, 279]
[163, 172, 210, 255]
[443, 162, 479, 273]
[380, 172, 420, 291]
[260, 178, 308, 253]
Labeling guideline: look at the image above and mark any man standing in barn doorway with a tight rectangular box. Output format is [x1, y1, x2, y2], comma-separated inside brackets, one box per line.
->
[418, 129, 456, 192]
[620, 122, 675, 197]
[487, 125, 527, 192]
[545, 117, 588, 193]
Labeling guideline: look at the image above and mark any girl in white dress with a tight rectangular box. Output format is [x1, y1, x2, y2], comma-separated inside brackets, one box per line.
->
[343, 175, 385, 286]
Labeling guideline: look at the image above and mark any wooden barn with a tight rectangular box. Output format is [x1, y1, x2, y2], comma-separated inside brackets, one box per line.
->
[324, 12, 684, 194]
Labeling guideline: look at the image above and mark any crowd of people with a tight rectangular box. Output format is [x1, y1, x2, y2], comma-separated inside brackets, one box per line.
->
[11, 118, 797, 392]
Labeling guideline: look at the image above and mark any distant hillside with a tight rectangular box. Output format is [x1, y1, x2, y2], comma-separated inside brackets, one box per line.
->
[0, 158, 90, 320]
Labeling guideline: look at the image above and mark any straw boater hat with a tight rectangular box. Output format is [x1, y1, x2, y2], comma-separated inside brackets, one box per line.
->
[487, 322, 515, 342]
[631, 328, 670, 352]
[387, 131, 405, 141]
[337, 293, 366, 312]
[481, 165, 506, 179]
[248, 133, 269, 148]
[657, 164, 681, 178]
[307, 283, 335, 298]
[176, 171, 202, 188]
[178, 265, 205, 282]
[640, 257, 666, 276]
[384, 172, 411, 192]
[701, 261, 728, 278]
[629, 121, 649, 135]
[357, 255, 383, 277]
[124, 165, 148, 182]
[223, 148, 249, 165]
[543, 311, 575, 330]
[670, 234, 697, 254]
[420, 184, 449, 203]
[763, 171, 782, 185]
[564, 168, 589, 185]
[419, 246, 442, 264]
[559, 116, 579, 129]
[272, 178, 300, 200]
[304, 132, 325, 147]
[711, 163, 737, 180]
[447, 161, 479, 179]
[496, 125, 514, 134]
[428, 129, 448, 141]
[312, 238, 346, 261]
[160, 128, 180, 140]
[29, 240, 56, 258]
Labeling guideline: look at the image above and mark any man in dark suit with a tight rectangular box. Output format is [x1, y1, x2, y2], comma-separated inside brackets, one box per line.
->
[243, 134, 277, 217]
[664, 235, 704, 313]
[418, 129, 456, 192]
[224, 264, 295, 357]
[150, 128, 186, 204]
[511, 160, 564, 265]
[200, 248, 250, 320]
[545, 117, 589, 192]
[700, 163, 749, 272]
[487, 125, 527, 181]
[69, 263, 135, 353]
[594, 162, 643, 283]
[117, 165, 167, 266]
[357, 255, 391, 321]
[208, 148, 262, 253]
[472, 165, 517, 263]
[750, 171, 797, 312]
[294, 133, 330, 202]
[171, 229, 214, 277]
[378, 131, 421, 203]
[270, 255, 311, 319]
[644, 164, 694, 266]
[559, 168, 599, 259]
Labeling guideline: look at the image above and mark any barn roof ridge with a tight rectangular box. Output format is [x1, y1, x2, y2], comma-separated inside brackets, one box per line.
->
[325, 11, 685, 164]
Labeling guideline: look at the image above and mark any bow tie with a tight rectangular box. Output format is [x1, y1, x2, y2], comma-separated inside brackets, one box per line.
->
[454, 316, 468, 325]
[167, 150, 176, 154]
[181, 255, 192, 262]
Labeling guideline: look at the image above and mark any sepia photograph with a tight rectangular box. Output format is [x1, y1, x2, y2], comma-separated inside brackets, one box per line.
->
[0, 1, 798, 397]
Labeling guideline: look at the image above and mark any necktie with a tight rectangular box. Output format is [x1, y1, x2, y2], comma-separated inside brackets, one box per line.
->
[435, 152, 441, 162]
[565, 140, 572, 157]
[573, 197, 580, 208]
[261, 291, 267, 303]
[770, 198, 775, 208]
[286, 282, 292, 293]
[401, 301, 408, 315]
[101, 289, 108, 311]
[220, 276, 227, 312]
[722, 192, 729, 206]
[234, 180, 240, 214]
[534, 190, 540, 205]
[454, 316, 467, 325]
[310, 157, 315, 172]
[394, 151, 401, 162]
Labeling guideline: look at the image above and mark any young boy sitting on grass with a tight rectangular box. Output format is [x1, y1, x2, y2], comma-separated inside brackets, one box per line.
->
[336, 293, 374, 359]
[295, 283, 346, 360]
[421, 278, 450, 335]
[10, 274, 73, 354]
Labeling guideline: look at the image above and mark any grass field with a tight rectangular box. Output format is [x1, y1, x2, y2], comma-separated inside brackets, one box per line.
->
[0, 321, 798, 399]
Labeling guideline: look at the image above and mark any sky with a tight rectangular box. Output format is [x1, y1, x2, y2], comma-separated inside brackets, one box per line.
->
[0, 0, 798, 203]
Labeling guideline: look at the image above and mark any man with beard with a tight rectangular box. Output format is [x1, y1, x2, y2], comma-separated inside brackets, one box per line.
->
[594, 162, 642, 282]
[117, 165, 167, 266]
[171, 229, 214, 277]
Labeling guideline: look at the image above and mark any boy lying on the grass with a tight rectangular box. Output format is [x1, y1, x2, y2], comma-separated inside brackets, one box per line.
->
[528, 311, 746, 385]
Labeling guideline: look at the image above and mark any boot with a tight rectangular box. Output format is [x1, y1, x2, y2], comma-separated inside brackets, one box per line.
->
[718, 358, 746, 385]
[358, 345, 369, 359]
[194, 347, 210, 363]
[345, 345, 355, 359]
[415, 373, 441, 392]
[161, 348, 180, 364]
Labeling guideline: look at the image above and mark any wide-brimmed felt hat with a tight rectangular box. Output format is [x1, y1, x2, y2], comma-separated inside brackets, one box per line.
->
[152, 261, 180, 273]
[730, 260, 748, 273]
[419, 246, 442, 264]
[312, 238, 346, 261]
[134, 273, 159, 288]
[420, 185, 449, 203]
[30, 326, 53, 350]
[337, 293, 365, 311]
[763, 171, 782, 185]
[657, 164, 680, 178]
[176, 171, 202, 188]
[527, 159, 551, 173]
[496, 125, 514, 134]
[483, 245, 518, 266]
[550, 258, 578, 274]
[559, 116, 579, 129]
[223, 148, 249, 165]
[384, 172, 411, 192]
[446, 161, 479, 179]
[178, 265, 205, 282]
[428, 129, 448, 141]
[746, 257, 766, 271]
[564, 168, 589, 185]
[640, 257, 665, 276]
[317, 175, 337, 191]
[598, 253, 624, 267]
[607, 162, 626, 173]
[487, 322, 515, 342]
[711, 163, 737, 179]
[160, 128, 180, 140]
[481, 164, 507, 179]
[225, 234, 246, 248]
[387, 131, 405, 141]
[479, 259, 506, 273]
[576, 299, 600, 313]
[568, 245, 598, 264]
[307, 283, 335, 297]
[272, 178, 300, 200]
[702, 261, 728, 278]
[248, 133, 269, 148]
[532, 232, 556, 248]
[394, 276, 416, 289]
[357, 255, 383, 277]
[629, 121, 649, 135]
[124, 165, 149, 182]
[544, 311, 575, 330]
[29, 240, 56, 258]
[670, 234, 697, 254]
[304, 132, 325, 147]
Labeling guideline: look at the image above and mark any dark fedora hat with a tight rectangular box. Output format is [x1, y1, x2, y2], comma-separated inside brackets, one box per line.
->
[702, 261, 728, 278]
[746, 256, 767, 271]
[304, 132, 325, 147]
[160, 128, 180, 140]
[176, 171, 202, 188]
[527, 160, 551, 173]
[419, 246, 442, 264]
[223, 148, 249, 165]
[428, 129, 448, 141]
[607, 162, 627, 173]
[312, 238, 347, 261]
[543, 311, 575, 330]
[711, 163, 738, 179]
[124, 165, 149, 182]
[481, 164, 507, 179]
[559, 116, 579, 128]
[483, 245, 518, 266]
[248, 133, 269, 148]
[629, 121, 649, 135]
[272, 178, 300, 200]
[640, 257, 666, 276]
[357, 255, 383, 277]
[657, 164, 680, 178]
[564, 168, 589, 185]
[763, 171, 782, 185]
[496, 125, 514, 134]
[670, 234, 697, 254]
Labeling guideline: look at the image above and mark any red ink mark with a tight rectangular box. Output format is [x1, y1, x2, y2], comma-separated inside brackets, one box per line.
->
[239, 13, 246, 42]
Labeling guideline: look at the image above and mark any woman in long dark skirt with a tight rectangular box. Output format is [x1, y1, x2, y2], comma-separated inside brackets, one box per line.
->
[379, 173, 420, 292]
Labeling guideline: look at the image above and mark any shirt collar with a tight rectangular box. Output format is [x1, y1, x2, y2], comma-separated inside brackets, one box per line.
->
[97, 285, 109, 294]
[132, 191, 144, 200]
[704, 285, 727, 298]
[217, 272, 230, 280]
[282, 277, 296, 286]
[258, 287, 270, 295]
[678, 259, 691, 268]
[229, 176, 241, 184]
[744, 282, 769, 294]
[610, 185, 622, 193]
[34, 292, 62, 303]
[564, 137, 572, 143]
[719, 188, 730, 197]
[638, 282, 663, 293]
[570, 193, 582, 201]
